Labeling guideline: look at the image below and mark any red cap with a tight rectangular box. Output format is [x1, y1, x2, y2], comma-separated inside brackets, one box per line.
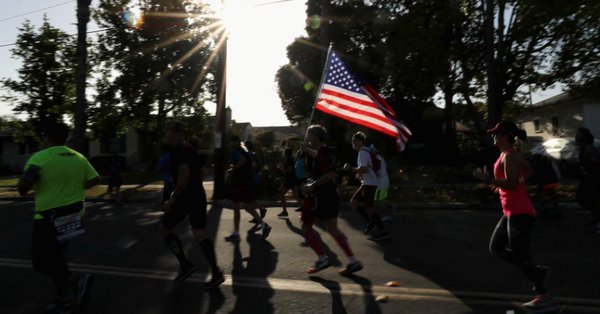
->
[486, 121, 518, 134]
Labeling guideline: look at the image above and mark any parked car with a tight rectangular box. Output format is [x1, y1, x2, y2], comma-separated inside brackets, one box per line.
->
[530, 137, 600, 177]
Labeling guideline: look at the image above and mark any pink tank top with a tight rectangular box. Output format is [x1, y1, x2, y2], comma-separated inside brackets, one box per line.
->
[493, 149, 537, 217]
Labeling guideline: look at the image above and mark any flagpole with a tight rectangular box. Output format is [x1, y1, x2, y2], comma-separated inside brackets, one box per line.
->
[304, 43, 334, 140]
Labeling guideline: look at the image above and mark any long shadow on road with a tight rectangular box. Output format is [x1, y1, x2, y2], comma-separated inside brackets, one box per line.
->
[230, 226, 278, 314]
[338, 207, 600, 313]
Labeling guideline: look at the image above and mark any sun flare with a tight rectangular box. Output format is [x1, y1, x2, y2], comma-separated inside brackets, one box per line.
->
[201, 0, 252, 38]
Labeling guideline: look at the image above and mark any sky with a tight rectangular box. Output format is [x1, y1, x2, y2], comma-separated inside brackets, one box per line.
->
[0, 0, 306, 126]
[0, 0, 563, 127]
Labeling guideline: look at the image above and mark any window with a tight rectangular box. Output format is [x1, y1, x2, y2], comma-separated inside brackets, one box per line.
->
[551, 116, 559, 135]
[533, 118, 542, 133]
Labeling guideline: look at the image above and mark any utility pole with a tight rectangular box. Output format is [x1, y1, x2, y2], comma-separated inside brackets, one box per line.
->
[73, 0, 92, 155]
[213, 13, 228, 201]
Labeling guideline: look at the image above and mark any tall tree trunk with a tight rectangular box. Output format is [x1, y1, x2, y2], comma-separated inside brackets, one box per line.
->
[73, 0, 91, 154]
[483, 0, 502, 127]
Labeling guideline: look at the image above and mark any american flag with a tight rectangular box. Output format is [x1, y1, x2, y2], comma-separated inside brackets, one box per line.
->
[315, 49, 412, 151]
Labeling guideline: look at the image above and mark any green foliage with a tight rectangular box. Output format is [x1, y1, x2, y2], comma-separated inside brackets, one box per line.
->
[92, 0, 218, 154]
[277, 0, 600, 148]
[255, 131, 276, 149]
[1, 17, 76, 137]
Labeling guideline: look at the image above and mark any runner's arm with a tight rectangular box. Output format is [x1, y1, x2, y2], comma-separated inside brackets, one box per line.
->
[314, 171, 336, 188]
[230, 155, 247, 171]
[172, 164, 191, 195]
[84, 176, 100, 189]
[17, 165, 40, 196]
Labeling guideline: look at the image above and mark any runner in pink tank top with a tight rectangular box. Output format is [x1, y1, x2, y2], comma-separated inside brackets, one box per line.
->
[474, 121, 556, 311]
[493, 148, 537, 217]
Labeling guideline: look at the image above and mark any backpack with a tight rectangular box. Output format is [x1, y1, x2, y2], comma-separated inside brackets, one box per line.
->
[361, 147, 381, 175]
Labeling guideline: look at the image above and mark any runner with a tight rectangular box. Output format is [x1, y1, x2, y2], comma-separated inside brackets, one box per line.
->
[245, 140, 267, 222]
[575, 127, 600, 233]
[225, 136, 272, 242]
[370, 145, 396, 221]
[159, 121, 224, 289]
[277, 147, 302, 218]
[343, 132, 390, 241]
[473, 121, 556, 310]
[301, 125, 362, 275]
[107, 154, 123, 205]
[17, 122, 100, 313]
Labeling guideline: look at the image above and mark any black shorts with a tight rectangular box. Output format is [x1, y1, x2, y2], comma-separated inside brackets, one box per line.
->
[302, 188, 339, 223]
[351, 185, 377, 207]
[162, 193, 207, 230]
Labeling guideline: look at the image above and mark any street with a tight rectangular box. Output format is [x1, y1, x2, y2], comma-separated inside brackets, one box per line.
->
[1, 198, 599, 314]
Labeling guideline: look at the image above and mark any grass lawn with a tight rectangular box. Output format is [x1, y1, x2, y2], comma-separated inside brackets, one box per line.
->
[0, 176, 18, 187]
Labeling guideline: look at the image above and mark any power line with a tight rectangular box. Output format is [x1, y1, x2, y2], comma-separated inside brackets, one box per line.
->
[0, 0, 76, 23]
[253, 0, 299, 7]
[0, 28, 112, 48]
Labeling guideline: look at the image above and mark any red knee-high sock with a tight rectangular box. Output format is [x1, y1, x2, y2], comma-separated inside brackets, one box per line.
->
[334, 235, 353, 257]
[305, 229, 324, 256]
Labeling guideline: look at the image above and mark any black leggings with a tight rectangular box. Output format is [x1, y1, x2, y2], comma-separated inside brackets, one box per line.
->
[489, 214, 544, 290]
[577, 179, 600, 219]
[32, 219, 71, 299]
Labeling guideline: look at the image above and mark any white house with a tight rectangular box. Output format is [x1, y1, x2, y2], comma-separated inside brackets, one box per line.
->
[514, 92, 600, 141]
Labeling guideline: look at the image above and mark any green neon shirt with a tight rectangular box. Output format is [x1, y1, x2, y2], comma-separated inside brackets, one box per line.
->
[23, 146, 99, 220]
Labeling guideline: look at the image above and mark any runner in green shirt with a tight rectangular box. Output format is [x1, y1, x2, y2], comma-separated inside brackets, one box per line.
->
[18, 123, 100, 314]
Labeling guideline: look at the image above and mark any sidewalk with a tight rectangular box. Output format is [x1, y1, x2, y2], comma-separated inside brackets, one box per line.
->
[0, 181, 586, 211]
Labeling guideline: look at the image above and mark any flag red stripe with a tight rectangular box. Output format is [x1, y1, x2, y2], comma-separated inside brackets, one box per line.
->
[316, 96, 396, 127]
[320, 88, 380, 110]
[315, 100, 398, 137]
[316, 97, 399, 133]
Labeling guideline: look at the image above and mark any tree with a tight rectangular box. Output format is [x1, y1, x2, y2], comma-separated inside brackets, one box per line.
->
[482, 0, 600, 126]
[1, 18, 76, 138]
[278, 0, 600, 152]
[93, 0, 219, 160]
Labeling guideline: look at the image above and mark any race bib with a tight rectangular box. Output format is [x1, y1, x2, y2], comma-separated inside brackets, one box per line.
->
[53, 213, 85, 243]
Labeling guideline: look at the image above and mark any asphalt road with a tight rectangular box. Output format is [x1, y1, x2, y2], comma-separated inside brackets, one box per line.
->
[1, 198, 599, 314]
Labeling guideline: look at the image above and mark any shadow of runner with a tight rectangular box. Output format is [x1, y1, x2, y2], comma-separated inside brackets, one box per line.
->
[284, 218, 342, 267]
[345, 274, 382, 314]
[165, 282, 205, 313]
[309, 276, 348, 314]
[230, 227, 278, 314]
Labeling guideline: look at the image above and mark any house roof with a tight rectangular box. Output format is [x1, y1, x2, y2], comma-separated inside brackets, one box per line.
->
[531, 92, 573, 108]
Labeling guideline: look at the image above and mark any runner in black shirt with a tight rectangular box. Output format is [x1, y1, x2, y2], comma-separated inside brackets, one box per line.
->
[160, 121, 224, 289]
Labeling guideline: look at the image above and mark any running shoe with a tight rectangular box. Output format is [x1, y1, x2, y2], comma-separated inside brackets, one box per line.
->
[362, 222, 375, 235]
[45, 299, 73, 314]
[74, 273, 94, 310]
[259, 208, 267, 219]
[277, 210, 289, 218]
[262, 224, 272, 239]
[522, 293, 559, 311]
[224, 233, 241, 242]
[174, 263, 196, 283]
[204, 272, 225, 290]
[339, 260, 363, 276]
[306, 256, 331, 274]
[368, 230, 391, 241]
